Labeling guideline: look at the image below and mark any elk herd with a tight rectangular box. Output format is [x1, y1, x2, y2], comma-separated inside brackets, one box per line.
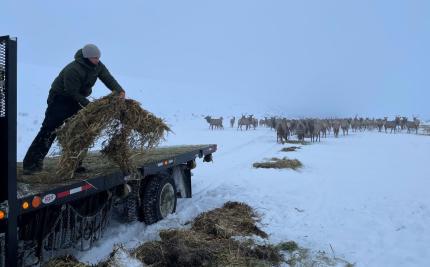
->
[204, 115, 424, 143]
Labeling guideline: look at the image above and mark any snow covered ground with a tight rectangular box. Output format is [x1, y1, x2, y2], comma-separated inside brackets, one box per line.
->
[68, 118, 430, 267]
[16, 64, 430, 266]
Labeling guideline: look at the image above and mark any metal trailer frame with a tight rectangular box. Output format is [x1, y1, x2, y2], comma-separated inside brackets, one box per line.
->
[0, 35, 18, 267]
[17, 144, 217, 215]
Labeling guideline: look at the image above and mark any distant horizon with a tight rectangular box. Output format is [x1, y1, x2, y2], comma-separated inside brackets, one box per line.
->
[3, 0, 429, 119]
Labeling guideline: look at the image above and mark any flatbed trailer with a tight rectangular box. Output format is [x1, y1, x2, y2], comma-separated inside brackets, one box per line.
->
[0, 36, 218, 266]
[2, 145, 217, 265]
[16, 144, 216, 206]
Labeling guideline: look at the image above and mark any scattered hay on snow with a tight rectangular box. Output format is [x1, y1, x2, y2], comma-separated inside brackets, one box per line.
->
[97, 245, 142, 267]
[44, 202, 354, 267]
[283, 140, 309, 145]
[55, 94, 170, 179]
[280, 146, 301, 152]
[253, 157, 302, 170]
[192, 201, 268, 239]
[132, 201, 283, 267]
[277, 241, 299, 252]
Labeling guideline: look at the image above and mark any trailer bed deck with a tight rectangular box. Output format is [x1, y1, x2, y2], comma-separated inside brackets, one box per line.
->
[17, 144, 216, 199]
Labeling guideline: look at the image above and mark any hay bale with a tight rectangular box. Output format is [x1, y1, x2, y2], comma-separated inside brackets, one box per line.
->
[56, 94, 170, 179]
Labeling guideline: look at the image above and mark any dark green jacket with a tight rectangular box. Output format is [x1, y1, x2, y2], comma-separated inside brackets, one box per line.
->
[48, 49, 124, 106]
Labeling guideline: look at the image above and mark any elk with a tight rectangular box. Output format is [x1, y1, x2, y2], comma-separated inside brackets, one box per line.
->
[230, 116, 235, 128]
[340, 119, 350, 136]
[204, 116, 224, 130]
[250, 116, 258, 130]
[376, 119, 384, 132]
[332, 120, 341, 138]
[237, 115, 255, 130]
[406, 117, 420, 134]
[320, 120, 329, 138]
[383, 117, 398, 133]
[309, 119, 322, 142]
[237, 115, 249, 130]
[400, 117, 408, 131]
[295, 121, 306, 141]
[276, 119, 290, 144]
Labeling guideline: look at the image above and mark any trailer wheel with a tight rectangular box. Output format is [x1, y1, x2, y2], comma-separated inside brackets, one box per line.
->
[141, 174, 177, 225]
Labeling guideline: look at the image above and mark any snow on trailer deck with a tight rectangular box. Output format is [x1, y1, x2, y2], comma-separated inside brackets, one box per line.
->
[16, 144, 216, 200]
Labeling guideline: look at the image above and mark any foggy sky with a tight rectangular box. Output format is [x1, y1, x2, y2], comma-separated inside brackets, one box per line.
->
[2, 0, 429, 118]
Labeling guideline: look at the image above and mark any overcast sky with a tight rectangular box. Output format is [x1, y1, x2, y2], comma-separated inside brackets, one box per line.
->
[2, 0, 429, 118]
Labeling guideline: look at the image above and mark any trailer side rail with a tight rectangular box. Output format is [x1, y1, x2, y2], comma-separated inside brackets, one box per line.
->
[15, 144, 217, 215]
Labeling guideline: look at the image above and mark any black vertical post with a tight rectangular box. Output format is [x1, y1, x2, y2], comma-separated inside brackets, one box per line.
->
[0, 36, 18, 267]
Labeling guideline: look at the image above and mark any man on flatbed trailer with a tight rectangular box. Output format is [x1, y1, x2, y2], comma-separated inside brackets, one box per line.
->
[23, 44, 126, 174]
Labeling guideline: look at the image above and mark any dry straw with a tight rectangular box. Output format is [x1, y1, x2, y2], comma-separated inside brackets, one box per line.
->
[55, 94, 170, 179]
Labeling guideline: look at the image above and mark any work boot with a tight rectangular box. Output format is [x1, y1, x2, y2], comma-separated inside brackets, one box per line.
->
[23, 161, 43, 175]
[74, 160, 87, 173]
[74, 166, 87, 173]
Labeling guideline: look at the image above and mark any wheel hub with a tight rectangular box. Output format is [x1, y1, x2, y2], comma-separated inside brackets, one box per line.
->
[159, 183, 175, 218]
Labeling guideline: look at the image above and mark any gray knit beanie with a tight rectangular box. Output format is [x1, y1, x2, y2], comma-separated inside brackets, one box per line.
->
[82, 44, 101, 58]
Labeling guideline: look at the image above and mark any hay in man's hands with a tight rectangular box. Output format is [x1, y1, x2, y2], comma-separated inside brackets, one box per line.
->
[56, 94, 170, 179]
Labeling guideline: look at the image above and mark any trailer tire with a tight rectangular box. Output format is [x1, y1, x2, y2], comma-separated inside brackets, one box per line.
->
[141, 174, 177, 225]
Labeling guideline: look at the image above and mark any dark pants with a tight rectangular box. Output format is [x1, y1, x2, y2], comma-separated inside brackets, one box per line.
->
[23, 95, 81, 170]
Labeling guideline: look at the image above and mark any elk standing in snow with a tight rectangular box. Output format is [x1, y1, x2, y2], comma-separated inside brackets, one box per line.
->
[230, 116, 235, 128]
[406, 117, 420, 134]
[204, 116, 224, 130]
[383, 117, 398, 133]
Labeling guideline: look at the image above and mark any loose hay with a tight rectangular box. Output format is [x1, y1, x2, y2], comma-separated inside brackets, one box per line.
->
[42, 255, 89, 267]
[280, 146, 301, 152]
[277, 241, 299, 252]
[192, 201, 268, 239]
[97, 245, 143, 267]
[253, 157, 302, 170]
[283, 140, 309, 145]
[42, 202, 353, 266]
[132, 201, 283, 267]
[56, 94, 170, 178]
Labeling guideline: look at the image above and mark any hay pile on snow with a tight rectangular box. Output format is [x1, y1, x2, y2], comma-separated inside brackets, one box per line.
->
[253, 157, 303, 170]
[55, 94, 170, 178]
[132, 202, 283, 267]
